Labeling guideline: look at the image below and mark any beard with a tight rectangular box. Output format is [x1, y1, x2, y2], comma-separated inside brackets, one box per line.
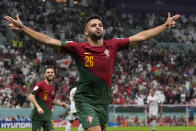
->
[46, 76, 54, 82]
[88, 31, 103, 42]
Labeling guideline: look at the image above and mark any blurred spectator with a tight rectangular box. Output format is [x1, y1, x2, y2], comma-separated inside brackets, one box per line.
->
[135, 91, 145, 105]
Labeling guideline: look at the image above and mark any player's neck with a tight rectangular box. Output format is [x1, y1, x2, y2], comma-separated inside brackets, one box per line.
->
[45, 79, 53, 85]
[88, 37, 103, 47]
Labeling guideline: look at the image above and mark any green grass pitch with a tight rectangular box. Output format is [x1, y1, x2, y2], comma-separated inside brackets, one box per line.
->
[0, 127, 196, 131]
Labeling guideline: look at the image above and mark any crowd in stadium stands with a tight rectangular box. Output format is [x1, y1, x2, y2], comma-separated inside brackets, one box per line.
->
[0, 0, 196, 114]
[115, 114, 187, 127]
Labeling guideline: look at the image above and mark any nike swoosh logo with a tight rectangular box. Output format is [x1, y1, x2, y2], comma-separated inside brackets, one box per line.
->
[85, 52, 90, 55]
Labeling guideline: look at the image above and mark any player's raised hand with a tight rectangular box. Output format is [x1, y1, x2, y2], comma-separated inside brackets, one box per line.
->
[165, 12, 180, 29]
[4, 14, 23, 31]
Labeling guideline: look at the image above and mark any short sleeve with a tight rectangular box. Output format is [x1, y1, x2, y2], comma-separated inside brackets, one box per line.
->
[32, 83, 40, 95]
[110, 38, 129, 51]
[61, 41, 79, 55]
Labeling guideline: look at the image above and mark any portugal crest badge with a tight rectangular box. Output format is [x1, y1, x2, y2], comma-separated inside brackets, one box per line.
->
[86, 115, 93, 124]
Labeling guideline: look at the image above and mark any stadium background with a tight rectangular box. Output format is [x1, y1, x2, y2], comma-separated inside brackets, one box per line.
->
[0, 0, 196, 130]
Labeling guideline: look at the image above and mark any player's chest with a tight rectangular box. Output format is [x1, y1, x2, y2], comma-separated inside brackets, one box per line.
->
[78, 46, 116, 68]
[40, 86, 55, 97]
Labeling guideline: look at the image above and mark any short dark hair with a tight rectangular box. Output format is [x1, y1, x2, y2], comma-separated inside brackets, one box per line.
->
[84, 15, 103, 27]
[44, 65, 55, 73]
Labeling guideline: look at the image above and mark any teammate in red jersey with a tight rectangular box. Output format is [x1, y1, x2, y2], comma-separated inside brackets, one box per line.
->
[28, 66, 67, 131]
[5, 12, 180, 131]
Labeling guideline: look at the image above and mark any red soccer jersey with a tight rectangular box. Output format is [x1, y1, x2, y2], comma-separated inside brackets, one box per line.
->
[33, 80, 55, 111]
[61, 38, 129, 104]
[62, 38, 129, 88]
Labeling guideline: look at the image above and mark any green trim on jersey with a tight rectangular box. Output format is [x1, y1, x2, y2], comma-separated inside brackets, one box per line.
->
[61, 41, 66, 47]
[73, 55, 111, 105]
[31, 92, 52, 121]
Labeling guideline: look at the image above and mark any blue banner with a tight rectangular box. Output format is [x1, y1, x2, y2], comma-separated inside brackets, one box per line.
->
[0, 121, 32, 128]
[108, 123, 121, 127]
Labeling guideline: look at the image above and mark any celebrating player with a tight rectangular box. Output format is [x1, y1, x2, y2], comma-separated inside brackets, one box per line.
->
[4, 12, 179, 131]
[145, 89, 162, 131]
[28, 66, 67, 131]
[65, 87, 83, 131]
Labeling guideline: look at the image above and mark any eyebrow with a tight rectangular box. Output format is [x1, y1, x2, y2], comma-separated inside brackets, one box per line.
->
[46, 71, 54, 73]
[90, 22, 102, 26]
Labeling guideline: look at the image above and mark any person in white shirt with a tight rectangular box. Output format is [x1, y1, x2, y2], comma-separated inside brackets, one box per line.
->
[145, 89, 162, 131]
[135, 91, 145, 106]
[155, 88, 165, 104]
[65, 87, 83, 131]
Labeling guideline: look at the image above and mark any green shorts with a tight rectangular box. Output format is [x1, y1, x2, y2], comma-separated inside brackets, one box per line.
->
[32, 120, 54, 131]
[75, 102, 109, 131]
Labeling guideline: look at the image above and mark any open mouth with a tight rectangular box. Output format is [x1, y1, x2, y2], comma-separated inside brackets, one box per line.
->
[49, 76, 53, 78]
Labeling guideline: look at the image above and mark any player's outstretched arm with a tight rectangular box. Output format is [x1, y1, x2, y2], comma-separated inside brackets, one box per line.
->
[128, 12, 180, 47]
[4, 14, 61, 49]
[52, 99, 67, 108]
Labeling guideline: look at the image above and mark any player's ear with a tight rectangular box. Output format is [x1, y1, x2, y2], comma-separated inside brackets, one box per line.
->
[84, 27, 88, 35]
[43, 73, 46, 78]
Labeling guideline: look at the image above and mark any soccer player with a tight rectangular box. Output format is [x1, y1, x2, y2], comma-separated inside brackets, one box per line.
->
[145, 89, 162, 131]
[65, 87, 83, 131]
[4, 12, 179, 131]
[28, 66, 67, 131]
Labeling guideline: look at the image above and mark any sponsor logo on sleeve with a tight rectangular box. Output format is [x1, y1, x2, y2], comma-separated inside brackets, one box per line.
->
[84, 52, 90, 55]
